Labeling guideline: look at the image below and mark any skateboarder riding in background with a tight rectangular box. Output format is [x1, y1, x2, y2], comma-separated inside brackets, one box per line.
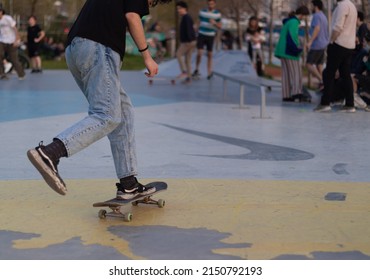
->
[27, 0, 172, 199]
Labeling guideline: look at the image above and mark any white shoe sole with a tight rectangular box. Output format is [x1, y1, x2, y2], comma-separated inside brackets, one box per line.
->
[354, 94, 367, 109]
[314, 108, 331, 113]
[116, 187, 156, 200]
[27, 149, 67, 195]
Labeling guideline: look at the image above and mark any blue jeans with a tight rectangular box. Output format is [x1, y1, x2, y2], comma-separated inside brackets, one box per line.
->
[56, 37, 137, 179]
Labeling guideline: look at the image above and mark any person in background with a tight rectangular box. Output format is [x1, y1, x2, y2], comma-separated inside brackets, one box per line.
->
[246, 16, 265, 76]
[175, 1, 196, 83]
[221, 30, 234, 50]
[27, 15, 45, 73]
[148, 22, 167, 62]
[0, 8, 25, 80]
[274, 6, 310, 102]
[351, 32, 370, 111]
[192, 0, 221, 80]
[306, 0, 329, 90]
[314, 0, 357, 113]
[349, 11, 369, 109]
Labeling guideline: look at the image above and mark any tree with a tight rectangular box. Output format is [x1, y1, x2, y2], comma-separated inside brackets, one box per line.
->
[361, 0, 369, 18]
[268, 0, 275, 64]
[217, 0, 251, 49]
[30, 0, 38, 16]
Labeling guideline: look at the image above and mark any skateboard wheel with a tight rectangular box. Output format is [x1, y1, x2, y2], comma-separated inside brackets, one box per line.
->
[98, 209, 107, 219]
[149, 80, 153, 85]
[123, 213, 133, 222]
[157, 199, 165, 208]
[171, 80, 175, 85]
[132, 201, 139, 206]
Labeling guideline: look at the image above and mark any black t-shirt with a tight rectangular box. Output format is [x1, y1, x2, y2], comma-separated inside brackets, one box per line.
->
[67, 0, 149, 60]
[27, 24, 42, 47]
[179, 14, 196, 43]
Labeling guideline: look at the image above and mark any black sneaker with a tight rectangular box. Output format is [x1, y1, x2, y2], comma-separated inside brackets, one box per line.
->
[116, 180, 156, 200]
[282, 97, 295, 102]
[207, 73, 214, 80]
[192, 70, 200, 78]
[182, 77, 191, 84]
[27, 142, 67, 195]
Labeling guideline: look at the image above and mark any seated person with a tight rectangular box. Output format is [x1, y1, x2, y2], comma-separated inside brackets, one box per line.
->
[351, 33, 370, 109]
[352, 32, 370, 109]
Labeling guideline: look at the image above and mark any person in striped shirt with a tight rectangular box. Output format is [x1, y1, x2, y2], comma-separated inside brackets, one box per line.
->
[192, 0, 221, 80]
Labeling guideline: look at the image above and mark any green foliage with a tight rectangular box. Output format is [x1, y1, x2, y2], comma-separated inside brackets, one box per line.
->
[42, 54, 144, 71]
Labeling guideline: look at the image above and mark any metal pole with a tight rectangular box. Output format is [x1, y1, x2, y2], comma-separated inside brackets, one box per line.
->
[239, 84, 245, 109]
[223, 78, 227, 99]
[260, 86, 266, 119]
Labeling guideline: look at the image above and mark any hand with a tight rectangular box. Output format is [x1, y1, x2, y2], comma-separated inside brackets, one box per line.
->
[144, 56, 158, 77]
[363, 56, 368, 63]
[13, 40, 21, 47]
[306, 41, 312, 50]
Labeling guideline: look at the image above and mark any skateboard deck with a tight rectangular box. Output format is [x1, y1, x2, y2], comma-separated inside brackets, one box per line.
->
[93, 181, 167, 222]
[148, 76, 179, 85]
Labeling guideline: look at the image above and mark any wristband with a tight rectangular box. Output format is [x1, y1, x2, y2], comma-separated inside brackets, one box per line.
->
[138, 45, 149, 52]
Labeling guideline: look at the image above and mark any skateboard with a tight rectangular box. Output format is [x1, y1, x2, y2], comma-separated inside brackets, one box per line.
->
[93, 181, 167, 222]
[148, 76, 177, 85]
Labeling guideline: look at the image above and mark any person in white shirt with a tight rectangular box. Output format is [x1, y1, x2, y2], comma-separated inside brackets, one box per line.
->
[0, 8, 25, 80]
[314, 0, 357, 112]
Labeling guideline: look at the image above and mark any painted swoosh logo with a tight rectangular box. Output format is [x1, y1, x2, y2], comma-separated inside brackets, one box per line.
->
[160, 124, 314, 161]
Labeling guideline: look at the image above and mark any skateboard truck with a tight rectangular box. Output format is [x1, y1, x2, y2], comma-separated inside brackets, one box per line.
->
[98, 207, 133, 222]
[98, 196, 165, 222]
[131, 196, 165, 207]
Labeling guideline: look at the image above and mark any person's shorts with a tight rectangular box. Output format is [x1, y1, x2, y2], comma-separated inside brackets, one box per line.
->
[28, 43, 41, 58]
[196, 34, 215, 52]
[306, 49, 325, 65]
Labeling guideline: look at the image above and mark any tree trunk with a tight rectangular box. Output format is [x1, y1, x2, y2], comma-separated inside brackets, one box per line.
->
[361, 0, 369, 18]
[31, 0, 38, 16]
[268, 0, 274, 64]
[235, 7, 242, 49]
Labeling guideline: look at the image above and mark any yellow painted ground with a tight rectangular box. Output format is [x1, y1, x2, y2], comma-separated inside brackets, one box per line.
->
[1, 179, 370, 259]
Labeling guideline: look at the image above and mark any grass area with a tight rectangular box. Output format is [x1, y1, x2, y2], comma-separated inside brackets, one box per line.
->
[41, 54, 145, 71]
[121, 54, 146, 70]
[42, 59, 68, 70]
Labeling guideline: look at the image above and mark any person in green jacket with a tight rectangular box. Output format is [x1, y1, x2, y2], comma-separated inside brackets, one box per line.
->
[275, 6, 310, 102]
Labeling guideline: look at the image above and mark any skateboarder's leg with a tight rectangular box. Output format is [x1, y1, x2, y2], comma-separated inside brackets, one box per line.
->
[107, 86, 137, 180]
[107, 87, 156, 200]
[56, 39, 122, 156]
[27, 38, 122, 194]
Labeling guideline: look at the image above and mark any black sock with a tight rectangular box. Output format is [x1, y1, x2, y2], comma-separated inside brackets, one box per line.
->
[120, 176, 137, 190]
[42, 138, 67, 164]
